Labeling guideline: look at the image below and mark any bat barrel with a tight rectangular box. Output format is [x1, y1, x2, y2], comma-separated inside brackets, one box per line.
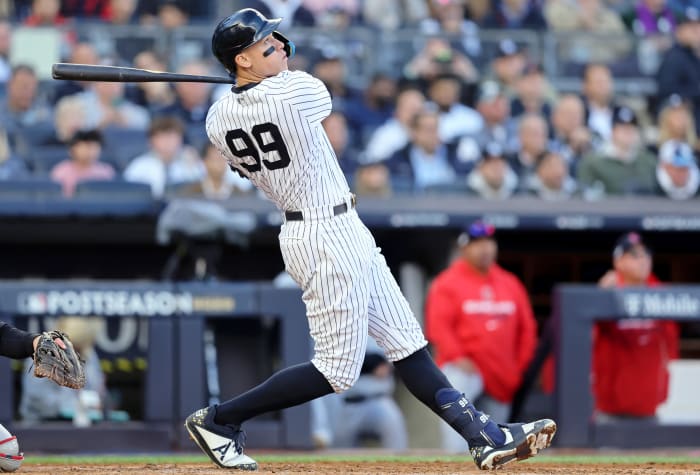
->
[51, 63, 233, 84]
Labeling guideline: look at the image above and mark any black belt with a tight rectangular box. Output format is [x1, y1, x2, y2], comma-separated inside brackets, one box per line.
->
[285, 195, 356, 222]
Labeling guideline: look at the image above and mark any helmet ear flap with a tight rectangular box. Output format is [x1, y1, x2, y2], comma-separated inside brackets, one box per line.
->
[272, 31, 295, 58]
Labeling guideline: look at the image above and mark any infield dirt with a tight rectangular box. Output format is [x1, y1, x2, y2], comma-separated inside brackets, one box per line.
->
[19, 461, 700, 474]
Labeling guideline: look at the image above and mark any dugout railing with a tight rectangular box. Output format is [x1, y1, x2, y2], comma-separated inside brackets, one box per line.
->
[554, 285, 700, 448]
[0, 281, 311, 452]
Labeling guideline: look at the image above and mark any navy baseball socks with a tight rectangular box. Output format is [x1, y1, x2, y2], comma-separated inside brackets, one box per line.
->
[435, 388, 557, 469]
[393, 348, 556, 469]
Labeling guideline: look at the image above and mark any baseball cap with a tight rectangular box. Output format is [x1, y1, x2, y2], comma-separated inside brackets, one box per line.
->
[495, 38, 521, 58]
[659, 140, 696, 168]
[678, 6, 700, 24]
[660, 93, 689, 111]
[613, 232, 650, 258]
[612, 106, 638, 127]
[457, 220, 496, 247]
[482, 141, 505, 160]
[477, 80, 502, 103]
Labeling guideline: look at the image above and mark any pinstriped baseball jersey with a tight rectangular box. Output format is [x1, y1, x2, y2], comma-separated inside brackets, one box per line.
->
[206, 68, 427, 392]
[206, 70, 350, 211]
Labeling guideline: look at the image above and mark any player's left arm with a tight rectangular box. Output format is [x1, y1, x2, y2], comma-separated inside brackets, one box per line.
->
[0, 320, 40, 360]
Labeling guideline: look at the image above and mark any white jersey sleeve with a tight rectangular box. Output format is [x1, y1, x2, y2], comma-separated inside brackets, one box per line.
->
[262, 70, 332, 125]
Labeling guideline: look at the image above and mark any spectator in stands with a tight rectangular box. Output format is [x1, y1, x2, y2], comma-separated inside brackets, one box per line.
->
[311, 49, 361, 110]
[362, 0, 428, 30]
[622, 0, 676, 36]
[427, 73, 483, 143]
[655, 139, 700, 199]
[582, 63, 619, 145]
[594, 232, 679, 421]
[364, 87, 426, 164]
[403, 37, 479, 85]
[655, 94, 697, 152]
[656, 7, 700, 135]
[466, 141, 519, 199]
[488, 39, 527, 99]
[353, 163, 392, 197]
[156, 0, 189, 30]
[457, 80, 518, 163]
[545, 0, 631, 63]
[107, 0, 138, 24]
[60, 0, 110, 20]
[343, 73, 397, 146]
[385, 107, 468, 190]
[124, 116, 204, 198]
[51, 42, 100, 104]
[0, 64, 52, 136]
[510, 113, 551, 183]
[419, 0, 482, 59]
[303, 0, 361, 28]
[578, 106, 657, 195]
[50, 129, 115, 197]
[522, 150, 578, 200]
[23, 0, 68, 26]
[323, 111, 361, 176]
[175, 142, 252, 200]
[21, 317, 107, 424]
[0, 128, 28, 180]
[482, 0, 547, 30]
[46, 95, 89, 146]
[245, 0, 316, 27]
[550, 94, 593, 168]
[127, 50, 175, 112]
[74, 79, 150, 131]
[510, 63, 554, 121]
[547, 0, 626, 32]
[0, 21, 11, 84]
[157, 61, 214, 127]
[426, 220, 537, 453]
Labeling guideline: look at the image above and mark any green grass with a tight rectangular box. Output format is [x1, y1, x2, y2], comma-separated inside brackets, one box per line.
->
[22, 453, 700, 466]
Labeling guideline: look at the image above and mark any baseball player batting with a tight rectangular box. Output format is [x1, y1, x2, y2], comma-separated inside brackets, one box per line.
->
[185, 8, 557, 471]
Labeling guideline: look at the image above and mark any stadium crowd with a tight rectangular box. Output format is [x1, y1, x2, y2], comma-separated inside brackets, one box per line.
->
[0, 0, 699, 201]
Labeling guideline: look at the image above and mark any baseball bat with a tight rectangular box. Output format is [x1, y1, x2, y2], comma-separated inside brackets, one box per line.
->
[51, 63, 233, 84]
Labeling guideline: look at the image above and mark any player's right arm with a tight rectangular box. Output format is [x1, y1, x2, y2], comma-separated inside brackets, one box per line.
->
[0, 321, 38, 359]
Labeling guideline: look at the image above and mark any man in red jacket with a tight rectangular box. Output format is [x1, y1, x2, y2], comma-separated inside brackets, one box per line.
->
[594, 232, 679, 420]
[426, 220, 537, 452]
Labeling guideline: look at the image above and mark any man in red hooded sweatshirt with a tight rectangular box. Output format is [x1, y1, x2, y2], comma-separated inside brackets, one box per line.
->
[426, 220, 537, 452]
[594, 232, 679, 420]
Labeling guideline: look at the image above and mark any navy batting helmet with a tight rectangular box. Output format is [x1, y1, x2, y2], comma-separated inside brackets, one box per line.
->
[211, 8, 295, 75]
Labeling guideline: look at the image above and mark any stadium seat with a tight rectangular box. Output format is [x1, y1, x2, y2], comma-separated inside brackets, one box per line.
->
[0, 178, 63, 200]
[11, 121, 57, 158]
[25, 145, 69, 175]
[74, 180, 154, 201]
[100, 127, 150, 172]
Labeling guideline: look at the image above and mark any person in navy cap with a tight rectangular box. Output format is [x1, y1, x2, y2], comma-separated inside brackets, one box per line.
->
[577, 106, 657, 196]
[657, 6, 700, 135]
[655, 139, 700, 199]
[425, 219, 537, 452]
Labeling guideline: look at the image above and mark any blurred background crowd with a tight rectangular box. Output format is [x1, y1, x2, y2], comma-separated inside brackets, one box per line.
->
[0, 0, 699, 201]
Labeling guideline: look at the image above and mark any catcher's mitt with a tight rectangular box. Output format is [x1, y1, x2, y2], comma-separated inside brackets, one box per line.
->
[33, 331, 86, 389]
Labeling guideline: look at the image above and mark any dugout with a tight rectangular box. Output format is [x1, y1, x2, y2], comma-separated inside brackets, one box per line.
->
[0, 281, 311, 452]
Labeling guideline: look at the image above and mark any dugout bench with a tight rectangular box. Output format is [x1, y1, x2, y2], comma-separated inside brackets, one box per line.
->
[554, 285, 700, 448]
[0, 281, 311, 452]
